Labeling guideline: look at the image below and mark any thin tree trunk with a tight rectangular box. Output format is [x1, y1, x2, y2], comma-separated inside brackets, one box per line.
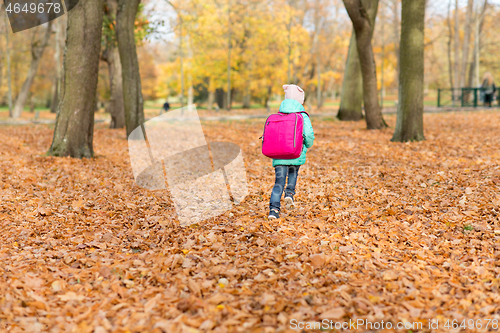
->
[391, 0, 425, 142]
[116, 0, 144, 137]
[207, 90, 215, 110]
[317, 55, 322, 109]
[392, 0, 400, 90]
[102, 0, 125, 128]
[343, 0, 386, 129]
[187, 37, 194, 107]
[3, 10, 13, 117]
[12, 22, 53, 119]
[0, 8, 3, 100]
[453, 0, 460, 92]
[338, 31, 363, 121]
[207, 77, 215, 110]
[447, 0, 454, 90]
[226, 3, 232, 111]
[242, 85, 251, 109]
[103, 47, 125, 128]
[460, 0, 474, 88]
[51, 19, 63, 114]
[467, 0, 487, 88]
[48, 0, 104, 158]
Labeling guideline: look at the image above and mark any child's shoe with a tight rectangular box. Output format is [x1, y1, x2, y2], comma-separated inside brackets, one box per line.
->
[268, 209, 280, 220]
[285, 196, 294, 210]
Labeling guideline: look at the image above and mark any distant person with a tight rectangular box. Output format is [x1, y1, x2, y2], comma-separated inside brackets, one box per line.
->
[481, 72, 496, 107]
[160, 101, 170, 115]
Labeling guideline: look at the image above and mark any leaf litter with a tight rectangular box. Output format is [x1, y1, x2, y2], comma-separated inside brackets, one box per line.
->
[1, 112, 500, 332]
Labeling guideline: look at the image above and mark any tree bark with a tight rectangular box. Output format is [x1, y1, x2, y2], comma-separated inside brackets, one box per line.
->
[0, 8, 3, 100]
[3, 9, 13, 117]
[467, 0, 488, 88]
[337, 31, 363, 121]
[51, 18, 64, 114]
[207, 90, 215, 110]
[102, 0, 125, 129]
[460, 0, 474, 88]
[48, 0, 104, 158]
[343, 0, 386, 129]
[12, 23, 53, 119]
[453, 0, 460, 91]
[391, 0, 425, 142]
[116, 0, 144, 137]
[242, 85, 251, 109]
[103, 47, 125, 128]
[447, 0, 454, 91]
[392, 0, 400, 90]
[207, 77, 215, 110]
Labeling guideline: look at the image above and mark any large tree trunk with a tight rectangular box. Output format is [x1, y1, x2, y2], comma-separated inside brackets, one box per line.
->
[337, 31, 363, 121]
[48, 0, 104, 158]
[116, 0, 144, 137]
[12, 23, 53, 119]
[391, 0, 425, 142]
[102, 0, 125, 129]
[343, 0, 386, 129]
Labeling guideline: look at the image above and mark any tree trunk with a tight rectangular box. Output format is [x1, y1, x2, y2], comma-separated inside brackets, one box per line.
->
[392, 0, 400, 90]
[467, 0, 488, 88]
[226, 3, 232, 111]
[116, 0, 144, 137]
[447, 0, 454, 91]
[3, 10, 13, 117]
[391, 0, 425, 142]
[187, 37, 194, 107]
[460, 0, 474, 88]
[207, 90, 215, 110]
[12, 23, 52, 119]
[103, 47, 126, 128]
[337, 31, 363, 121]
[51, 19, 64, 114]
[207, 77, 215, 110]
[216, 88, 225, 109]
[453, 0, 460, 91]
[242, 85, 251, 109]
[102, 0, 125, 129]
[343, 0, 386, 129]
[0, 9, 3, 99]
[48, 0, 104, 158]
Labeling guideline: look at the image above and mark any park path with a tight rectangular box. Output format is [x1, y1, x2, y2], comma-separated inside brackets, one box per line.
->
[0, 106, 497, 125]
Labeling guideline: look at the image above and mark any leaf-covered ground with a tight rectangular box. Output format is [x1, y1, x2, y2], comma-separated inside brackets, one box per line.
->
[1, 112, 500, 333]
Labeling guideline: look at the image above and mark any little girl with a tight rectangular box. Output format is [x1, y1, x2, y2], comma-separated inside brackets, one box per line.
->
[269, 84, 315, 219]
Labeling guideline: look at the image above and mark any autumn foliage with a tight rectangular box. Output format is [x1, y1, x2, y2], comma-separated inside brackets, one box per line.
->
[1, 111, 500, 332]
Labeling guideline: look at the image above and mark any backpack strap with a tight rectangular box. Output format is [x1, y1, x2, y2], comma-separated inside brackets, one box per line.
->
[278, 111, 310, 117]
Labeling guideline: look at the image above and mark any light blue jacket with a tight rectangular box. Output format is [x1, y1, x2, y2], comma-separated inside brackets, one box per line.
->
[272, 99, 315, 167]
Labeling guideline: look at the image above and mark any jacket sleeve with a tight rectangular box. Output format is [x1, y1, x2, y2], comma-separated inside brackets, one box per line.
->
[302, 114, 315, 148]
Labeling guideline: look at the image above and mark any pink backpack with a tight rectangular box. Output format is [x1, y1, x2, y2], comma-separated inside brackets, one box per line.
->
[261, 112, 308, 159]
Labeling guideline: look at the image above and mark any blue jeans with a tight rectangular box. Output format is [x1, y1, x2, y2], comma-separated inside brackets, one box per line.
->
[270, 165, 300, 211]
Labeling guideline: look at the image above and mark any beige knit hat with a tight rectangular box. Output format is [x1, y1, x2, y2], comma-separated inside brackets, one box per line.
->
[283, 84, 305, 104]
